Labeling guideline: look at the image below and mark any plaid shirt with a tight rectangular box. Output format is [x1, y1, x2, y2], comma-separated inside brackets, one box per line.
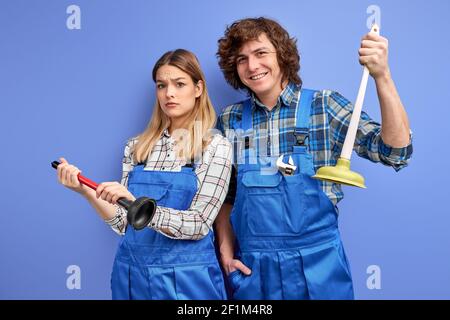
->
[217, 82, 413, 207]
[105, 131, 232, 239]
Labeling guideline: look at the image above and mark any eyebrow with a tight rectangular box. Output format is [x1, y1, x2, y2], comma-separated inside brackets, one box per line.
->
[156, 77, 187, 82]
[237, 47, 271, 57]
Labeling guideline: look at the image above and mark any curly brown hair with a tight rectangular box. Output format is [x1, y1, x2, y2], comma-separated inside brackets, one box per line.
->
[217, 17, 302, 93]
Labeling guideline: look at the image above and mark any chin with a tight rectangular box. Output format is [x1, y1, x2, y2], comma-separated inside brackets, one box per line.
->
[248, 78, 271, 92]
[251, 83, 272, 97]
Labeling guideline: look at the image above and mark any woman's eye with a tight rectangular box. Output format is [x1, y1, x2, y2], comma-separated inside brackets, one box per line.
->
[257, 51, 268, 57]
[157, 83, 165, 89]
[176, 82, 186, 88]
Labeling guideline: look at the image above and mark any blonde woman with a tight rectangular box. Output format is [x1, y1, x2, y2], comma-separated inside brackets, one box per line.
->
[56, 49, 232, 300]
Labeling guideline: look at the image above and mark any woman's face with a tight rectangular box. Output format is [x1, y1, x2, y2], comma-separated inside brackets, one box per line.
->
[155, 64, 202, 125]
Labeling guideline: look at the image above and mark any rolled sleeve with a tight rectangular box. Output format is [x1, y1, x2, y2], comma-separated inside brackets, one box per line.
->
[378, 131, 413, 171]
[105, 205, 127, 236]
[327, 90, 413, 172]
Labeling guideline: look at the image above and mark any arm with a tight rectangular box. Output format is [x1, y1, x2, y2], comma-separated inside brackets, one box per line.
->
[327, 91, 412, 171]
[149, 135, 233, 240]
[216, 113, 251, 275]
[359, 32, 411, 147]
[375, 74, 410, 147]
[214, 179, 251, 276]
[214, 203, 235, 270]
[55, 157, 130, 223]
[103, 138, 137, 235]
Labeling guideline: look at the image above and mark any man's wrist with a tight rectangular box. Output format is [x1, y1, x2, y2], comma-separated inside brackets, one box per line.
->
[373, 68, 392, 83]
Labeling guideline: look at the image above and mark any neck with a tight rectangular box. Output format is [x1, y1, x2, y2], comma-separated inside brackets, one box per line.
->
[168, 118, 186, 136]
[255, 80, 288, 110]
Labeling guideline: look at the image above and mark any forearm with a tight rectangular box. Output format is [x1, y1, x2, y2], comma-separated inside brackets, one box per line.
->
[214, 203, 236, 263]
[80, 186, 118, 221]
[375, 72, 411, 147]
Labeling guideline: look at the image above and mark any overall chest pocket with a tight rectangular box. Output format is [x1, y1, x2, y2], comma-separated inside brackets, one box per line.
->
[128, 182, 170, 202]
[241, 170, 306, 236]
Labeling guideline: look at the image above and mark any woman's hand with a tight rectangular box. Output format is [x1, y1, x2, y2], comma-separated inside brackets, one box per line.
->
[96, 181, 136, 205]
[56, 157, 86, 194]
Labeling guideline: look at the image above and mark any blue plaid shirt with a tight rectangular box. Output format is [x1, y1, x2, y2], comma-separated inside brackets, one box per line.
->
[217, 82, 413, 206]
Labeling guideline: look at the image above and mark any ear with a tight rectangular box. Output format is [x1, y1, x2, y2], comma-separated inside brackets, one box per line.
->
[195, 80, 203, 98]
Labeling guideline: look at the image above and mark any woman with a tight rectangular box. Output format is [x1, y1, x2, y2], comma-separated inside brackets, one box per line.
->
[56, 49, 232, 300]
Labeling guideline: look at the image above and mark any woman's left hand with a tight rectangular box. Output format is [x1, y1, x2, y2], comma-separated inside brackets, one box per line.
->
[96, 182, 136, 205]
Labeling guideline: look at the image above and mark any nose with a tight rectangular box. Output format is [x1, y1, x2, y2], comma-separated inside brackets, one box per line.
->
[247, 54, 259, 72]
[165, 84, 175, 98]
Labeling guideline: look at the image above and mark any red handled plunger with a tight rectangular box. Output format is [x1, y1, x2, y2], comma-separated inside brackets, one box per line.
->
[51, 160, 156, 230]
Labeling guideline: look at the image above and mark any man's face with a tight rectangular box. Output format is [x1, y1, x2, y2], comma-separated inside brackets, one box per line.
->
[236, 33, 283, 100]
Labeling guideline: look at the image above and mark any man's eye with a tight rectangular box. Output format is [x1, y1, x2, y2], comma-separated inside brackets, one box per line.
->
[157, 84, 165, 89]
[236, 57, 247, 64]
[257, 51, 268, 57]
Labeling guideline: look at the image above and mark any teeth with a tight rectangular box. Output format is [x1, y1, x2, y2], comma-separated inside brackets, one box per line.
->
[250, 72, 267, 80]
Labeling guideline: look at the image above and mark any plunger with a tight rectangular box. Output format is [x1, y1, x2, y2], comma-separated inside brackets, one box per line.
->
[51, 160, 156, 230]
[313, 24, 380, 188]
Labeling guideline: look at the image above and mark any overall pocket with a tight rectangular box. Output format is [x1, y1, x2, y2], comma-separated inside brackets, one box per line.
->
[242, 171, 305, 236]
[127, 182, 170, 206]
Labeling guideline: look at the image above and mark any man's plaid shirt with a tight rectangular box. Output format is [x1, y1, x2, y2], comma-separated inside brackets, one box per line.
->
[217, 82, 413, 207]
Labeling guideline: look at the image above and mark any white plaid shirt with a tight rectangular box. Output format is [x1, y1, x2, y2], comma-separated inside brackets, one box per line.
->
[105, 130, 232, 240]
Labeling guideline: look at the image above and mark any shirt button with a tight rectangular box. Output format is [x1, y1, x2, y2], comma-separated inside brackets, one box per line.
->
[162, 167, 165, 170]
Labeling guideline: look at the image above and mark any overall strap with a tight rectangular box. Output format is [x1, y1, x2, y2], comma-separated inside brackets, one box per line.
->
[240, 99, 253, 164]
[294, 89, 316, 151]
[242, 99, 253, 131]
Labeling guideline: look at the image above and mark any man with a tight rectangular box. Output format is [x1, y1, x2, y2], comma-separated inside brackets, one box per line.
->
[215, 17, 412, 300]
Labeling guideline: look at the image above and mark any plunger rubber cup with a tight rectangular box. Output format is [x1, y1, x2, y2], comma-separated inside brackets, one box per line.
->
[126, 197, 157, 230]
[313, 158, 366, 188]
[51, 160, 156, 230]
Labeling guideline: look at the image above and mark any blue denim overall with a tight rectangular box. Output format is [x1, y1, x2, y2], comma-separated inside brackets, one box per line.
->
[228, 89, 354, 300]
[111, 165, 227, 300]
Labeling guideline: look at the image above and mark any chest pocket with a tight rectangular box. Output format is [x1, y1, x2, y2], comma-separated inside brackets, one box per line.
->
[127, 181, 170, 204]
[240, 170, 306, 236]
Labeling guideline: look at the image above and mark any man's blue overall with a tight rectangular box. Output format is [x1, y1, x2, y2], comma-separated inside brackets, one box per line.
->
[228, 89, 354, 300]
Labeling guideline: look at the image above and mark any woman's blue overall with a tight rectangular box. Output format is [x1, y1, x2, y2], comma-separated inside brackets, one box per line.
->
[111, 165, 227, 300]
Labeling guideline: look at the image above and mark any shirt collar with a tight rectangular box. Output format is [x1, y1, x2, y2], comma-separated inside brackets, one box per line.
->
[162, 128, 171, 138]
[251, 82, 300, 110]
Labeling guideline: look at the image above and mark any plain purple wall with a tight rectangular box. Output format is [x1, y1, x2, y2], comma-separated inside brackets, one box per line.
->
[1, 0, 448, 299]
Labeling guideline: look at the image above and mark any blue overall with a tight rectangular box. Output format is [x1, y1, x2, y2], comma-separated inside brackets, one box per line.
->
[111, 165, 227, 300]
[227, 89, 354, 300]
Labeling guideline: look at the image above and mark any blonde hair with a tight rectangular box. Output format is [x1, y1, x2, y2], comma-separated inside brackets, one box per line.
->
[133, 49, 216, 164]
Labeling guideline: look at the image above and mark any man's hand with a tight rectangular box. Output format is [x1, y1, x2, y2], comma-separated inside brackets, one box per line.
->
[223, 258, 252, 276]
[359, 32, 391, 80]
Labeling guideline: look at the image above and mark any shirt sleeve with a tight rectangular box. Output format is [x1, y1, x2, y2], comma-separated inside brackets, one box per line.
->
[224, 166, 237, 205]
[216, 113, 237, 204]
[326, 90, 413, 171]
[104, 138, 137, 235]
[149, 135, 233, 240]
